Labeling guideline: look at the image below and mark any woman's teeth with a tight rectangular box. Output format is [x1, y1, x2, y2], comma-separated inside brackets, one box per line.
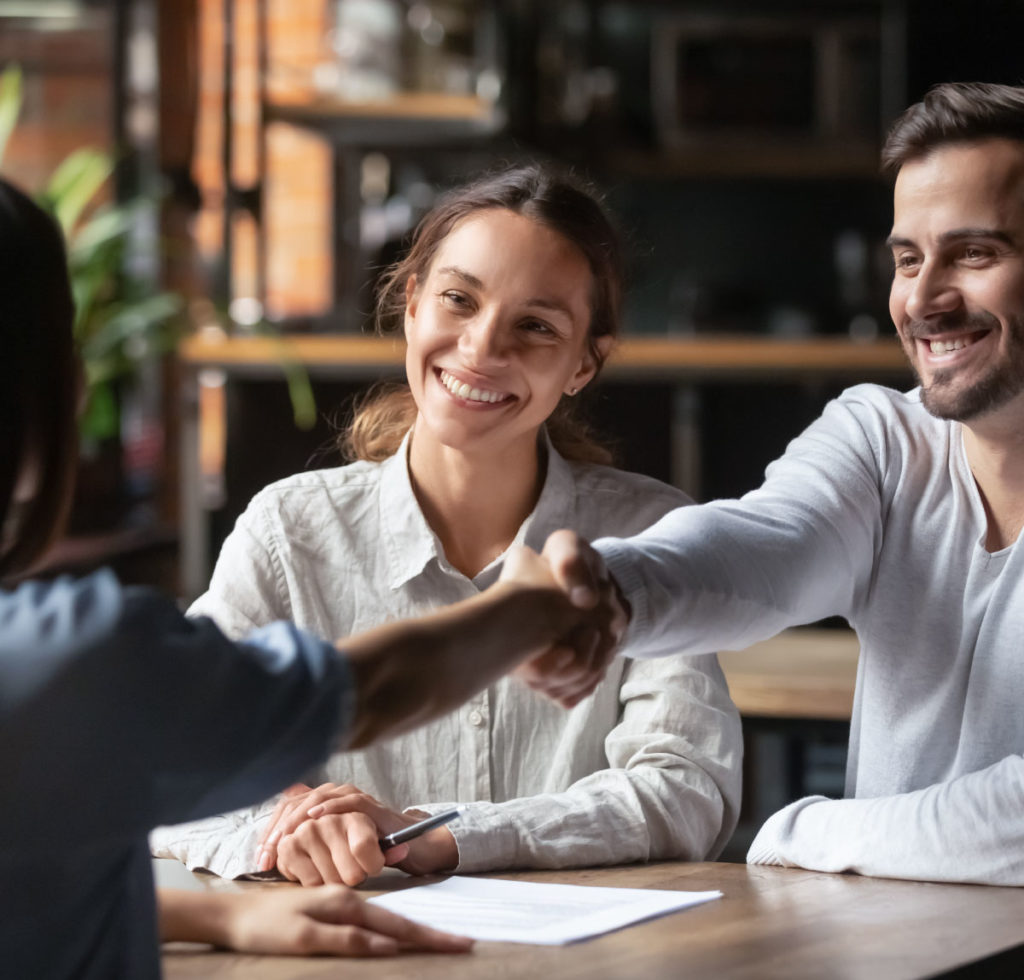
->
[439, 369, 508, 404]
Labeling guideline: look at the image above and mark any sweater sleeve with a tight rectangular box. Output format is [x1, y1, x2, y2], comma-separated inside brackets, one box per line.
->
[747, 753, 1024, 885]
[0, 572, 351, 852]
[415, 653, 743, 873]
[596, 392, 886, 659]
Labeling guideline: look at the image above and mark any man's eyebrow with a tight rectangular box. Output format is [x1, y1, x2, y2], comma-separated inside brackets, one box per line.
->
[885, 235, 914, 250]
[885, 228, 1017, 250]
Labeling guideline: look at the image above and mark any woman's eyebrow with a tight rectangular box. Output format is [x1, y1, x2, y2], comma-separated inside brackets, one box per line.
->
[435, 265, 483, 288]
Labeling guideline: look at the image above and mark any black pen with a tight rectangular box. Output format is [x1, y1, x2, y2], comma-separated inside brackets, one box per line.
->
[378, 807, 463, 850]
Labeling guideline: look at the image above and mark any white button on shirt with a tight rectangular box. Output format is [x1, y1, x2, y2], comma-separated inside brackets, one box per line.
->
[151, 431, 742, 879]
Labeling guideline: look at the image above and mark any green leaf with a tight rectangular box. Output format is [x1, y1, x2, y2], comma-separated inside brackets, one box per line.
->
[78, 379, 120, 443]
[80, 293, 182, 365]
[68, 204, 135, 259]
[0, 64, 22, 167]
[43, 148, 114, 234]
[250, 322, 318, 430]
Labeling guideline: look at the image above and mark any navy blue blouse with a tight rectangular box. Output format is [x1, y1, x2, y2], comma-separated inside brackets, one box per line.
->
[0, 570, 351, 979]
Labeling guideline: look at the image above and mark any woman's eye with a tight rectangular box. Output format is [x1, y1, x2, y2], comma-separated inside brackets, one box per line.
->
[520, 319, 556, 336]
[440, 290, 471, 310]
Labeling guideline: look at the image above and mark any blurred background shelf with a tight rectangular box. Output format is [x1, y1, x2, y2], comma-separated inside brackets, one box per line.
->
[179, 332, 909, 379]
[264, 91, 503, 143]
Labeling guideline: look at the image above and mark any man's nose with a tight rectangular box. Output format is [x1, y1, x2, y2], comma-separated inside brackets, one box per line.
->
[903, 263, 961, 322]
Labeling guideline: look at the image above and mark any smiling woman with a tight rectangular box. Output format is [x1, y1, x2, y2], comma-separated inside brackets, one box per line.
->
[151, 163, 742, 888]
[346, 164, 624, 471]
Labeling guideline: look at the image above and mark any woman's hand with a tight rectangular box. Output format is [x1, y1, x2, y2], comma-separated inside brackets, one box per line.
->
[257, 782, 457, 884]
[159, 884, 472, 956]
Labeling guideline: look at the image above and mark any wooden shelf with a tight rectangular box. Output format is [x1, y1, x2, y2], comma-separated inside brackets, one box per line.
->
[608, 141, 884, 180]
[178, 332, 910, 382]
[718, 627, 859, 721]
[263, 92, 503, 145]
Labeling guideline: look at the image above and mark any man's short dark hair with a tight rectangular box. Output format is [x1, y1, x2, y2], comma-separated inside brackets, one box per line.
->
[881, 81, 1024, 175]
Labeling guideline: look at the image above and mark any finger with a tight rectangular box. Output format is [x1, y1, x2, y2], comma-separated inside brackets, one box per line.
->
[542, 530, 603, 608]
[344, 816, 389, 878]
[258, 791, 303, 851]
[301, 828, 347, 886]
[263, 785, 363, 867]
[356, 900, 474, 952]
[304, 794, 378, 820]
[381, 842, 410, 866]
[315, 816, 378, 885]
[291, 921, 400, 957]
[258, 782, 326, 858]
[277, 838, 324, 887]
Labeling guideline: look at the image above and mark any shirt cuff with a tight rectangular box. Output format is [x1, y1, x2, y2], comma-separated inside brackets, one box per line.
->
[409, 801, 518, 874]
[746, 796, 831, 869]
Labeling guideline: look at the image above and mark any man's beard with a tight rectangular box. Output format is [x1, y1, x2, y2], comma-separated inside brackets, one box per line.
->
[903, 311, 1024, 421]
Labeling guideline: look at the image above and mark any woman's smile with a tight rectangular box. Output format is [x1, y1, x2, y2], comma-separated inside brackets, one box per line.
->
[437, 368, 514, 406]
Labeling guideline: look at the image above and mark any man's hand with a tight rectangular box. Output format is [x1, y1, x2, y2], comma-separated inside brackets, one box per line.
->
[159, 884, 472, 956]
[255, 782, 457, 884]
[505, 531, 630, 707]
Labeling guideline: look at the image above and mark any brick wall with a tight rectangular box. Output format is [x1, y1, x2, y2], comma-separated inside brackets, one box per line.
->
[195, 0, 332, 318]
[0, 15, 113, 193]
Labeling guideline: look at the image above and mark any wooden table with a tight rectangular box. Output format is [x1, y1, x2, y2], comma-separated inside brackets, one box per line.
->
[163, 861, 1024, 979]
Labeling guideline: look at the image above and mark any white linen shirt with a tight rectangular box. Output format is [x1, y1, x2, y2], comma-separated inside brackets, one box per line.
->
[152, 433, 742, 878]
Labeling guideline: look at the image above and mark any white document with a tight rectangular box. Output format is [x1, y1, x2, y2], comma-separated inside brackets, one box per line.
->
[368, 875, 722, 945]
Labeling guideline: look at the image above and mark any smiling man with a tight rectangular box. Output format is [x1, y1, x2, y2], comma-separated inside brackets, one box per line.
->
[532, 81, 1024, 886]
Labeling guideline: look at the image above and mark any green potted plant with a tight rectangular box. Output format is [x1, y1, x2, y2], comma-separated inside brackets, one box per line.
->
[0, 64, 183, 529]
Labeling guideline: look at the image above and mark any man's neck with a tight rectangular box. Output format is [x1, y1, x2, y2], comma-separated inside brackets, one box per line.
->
[962, 403, 1024, 551]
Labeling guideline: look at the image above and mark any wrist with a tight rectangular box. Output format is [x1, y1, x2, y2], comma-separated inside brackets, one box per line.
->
[417, 825, 459, 873]
[159, 889, 234, 947]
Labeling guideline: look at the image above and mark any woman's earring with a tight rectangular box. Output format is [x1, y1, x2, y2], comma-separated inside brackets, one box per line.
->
[568, 386, 579, 396]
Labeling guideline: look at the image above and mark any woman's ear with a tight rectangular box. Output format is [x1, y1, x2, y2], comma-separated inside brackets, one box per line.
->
[568, 334, 614, 394]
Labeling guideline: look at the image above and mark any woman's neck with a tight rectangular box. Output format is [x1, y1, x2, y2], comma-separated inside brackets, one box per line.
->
[407, 425, 545, 579]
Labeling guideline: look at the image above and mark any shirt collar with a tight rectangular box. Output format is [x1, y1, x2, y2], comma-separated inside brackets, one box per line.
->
[378, 429, 443, 591]
[378, 426, 578, 592]
[472, 428, 577, 589]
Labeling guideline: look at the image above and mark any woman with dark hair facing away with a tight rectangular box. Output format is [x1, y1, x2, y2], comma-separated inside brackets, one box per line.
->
[0, 175, 602, 979]
[154, 164, 742, 884]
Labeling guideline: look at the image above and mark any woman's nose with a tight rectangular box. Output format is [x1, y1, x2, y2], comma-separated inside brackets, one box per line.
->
[458, 311, 508, 365]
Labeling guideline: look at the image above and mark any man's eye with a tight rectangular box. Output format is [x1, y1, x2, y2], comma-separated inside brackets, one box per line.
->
[521, 319, 555, 336]
[894, 253, 919, 271]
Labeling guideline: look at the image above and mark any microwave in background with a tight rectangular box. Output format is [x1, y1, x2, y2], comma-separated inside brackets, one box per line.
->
[651, 12, 896, 151]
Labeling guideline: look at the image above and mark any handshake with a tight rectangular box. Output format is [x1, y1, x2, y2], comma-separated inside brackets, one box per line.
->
[343, 530, 628, 748]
